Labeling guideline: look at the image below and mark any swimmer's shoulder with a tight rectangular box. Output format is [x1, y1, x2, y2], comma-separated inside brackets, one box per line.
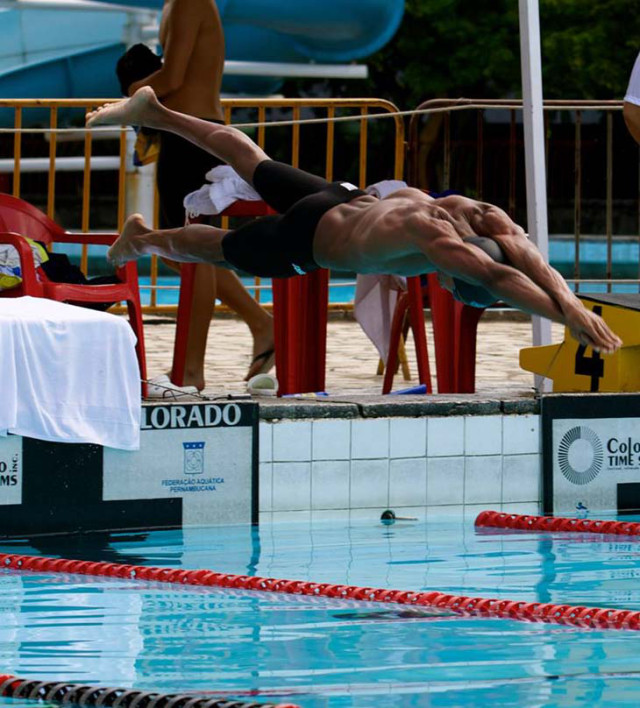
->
[381, 186, 433, 202]
[430, 193, 480, 210]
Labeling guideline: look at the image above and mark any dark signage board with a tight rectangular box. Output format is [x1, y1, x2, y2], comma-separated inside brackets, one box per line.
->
[0, 402, 258, 537]
[542, 394, 640, 516]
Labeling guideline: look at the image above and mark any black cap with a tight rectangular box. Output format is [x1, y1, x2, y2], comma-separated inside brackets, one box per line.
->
[116, 44, 162, 96]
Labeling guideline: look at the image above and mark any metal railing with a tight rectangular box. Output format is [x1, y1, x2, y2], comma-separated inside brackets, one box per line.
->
[407, 98, 640, 293]
[0, 97, 404, 312]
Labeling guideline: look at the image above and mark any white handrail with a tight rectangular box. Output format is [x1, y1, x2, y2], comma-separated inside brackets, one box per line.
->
[0, 157, 120, 173]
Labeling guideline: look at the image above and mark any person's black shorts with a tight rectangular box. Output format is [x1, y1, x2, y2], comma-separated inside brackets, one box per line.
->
[156, 121, 224, 229]
[221, 160, 368, 278]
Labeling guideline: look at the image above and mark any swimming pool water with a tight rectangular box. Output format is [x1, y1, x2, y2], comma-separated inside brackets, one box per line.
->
[137, 276, 356, 306]
[2, 516, 640, 707]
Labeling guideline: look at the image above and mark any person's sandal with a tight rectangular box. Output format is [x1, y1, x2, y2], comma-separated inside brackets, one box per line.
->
[247, 373, 279, 397]
[245, 347, 275, 379]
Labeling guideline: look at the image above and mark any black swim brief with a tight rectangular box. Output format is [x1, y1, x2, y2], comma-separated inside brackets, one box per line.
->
[221, 161, 367, 278]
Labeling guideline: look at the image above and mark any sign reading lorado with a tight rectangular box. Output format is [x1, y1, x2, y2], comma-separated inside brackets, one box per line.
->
[104, 401, 258, 527]
[543, 395, 640, 516]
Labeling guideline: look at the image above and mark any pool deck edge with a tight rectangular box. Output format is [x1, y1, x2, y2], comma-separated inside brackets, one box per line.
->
[256, 392, 540, 420]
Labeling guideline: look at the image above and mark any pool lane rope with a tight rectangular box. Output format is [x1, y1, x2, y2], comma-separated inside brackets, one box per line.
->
[1, 550, 640, 632]
[0, 675, 298, 708]
[475, 509, 640, 537]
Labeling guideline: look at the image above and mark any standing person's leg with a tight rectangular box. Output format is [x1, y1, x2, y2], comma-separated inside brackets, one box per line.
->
[156, 126, 275, 384]
[88, 90, 340, 380]
[214, 268, 274, 380]
[156, 128, 218, 391]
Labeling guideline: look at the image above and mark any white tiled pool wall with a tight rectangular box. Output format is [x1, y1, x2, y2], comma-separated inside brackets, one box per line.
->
[259, 414, 541, 523]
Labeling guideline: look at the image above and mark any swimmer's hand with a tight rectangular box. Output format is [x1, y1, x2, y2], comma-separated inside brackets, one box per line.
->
[566, 306, 622, 354]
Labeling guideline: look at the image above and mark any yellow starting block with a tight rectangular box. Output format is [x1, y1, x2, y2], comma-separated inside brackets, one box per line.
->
[520, 294, 640, 393]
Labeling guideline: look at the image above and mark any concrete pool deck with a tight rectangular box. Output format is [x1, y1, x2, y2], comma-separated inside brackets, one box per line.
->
[143, 310, 563, 410]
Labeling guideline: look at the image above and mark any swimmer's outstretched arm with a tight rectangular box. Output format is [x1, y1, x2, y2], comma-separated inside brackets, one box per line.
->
[421, 220, 622, 354]
[107, 214, 229, 268]
[86, 87, 268, 185]
[471, 203, 607, 325]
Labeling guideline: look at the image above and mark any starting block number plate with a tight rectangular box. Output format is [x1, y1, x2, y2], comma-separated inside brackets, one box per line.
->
[520, 294, 640, 393]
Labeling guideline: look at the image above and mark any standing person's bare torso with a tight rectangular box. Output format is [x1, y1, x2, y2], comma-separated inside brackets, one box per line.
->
[159, 0, 224, 120]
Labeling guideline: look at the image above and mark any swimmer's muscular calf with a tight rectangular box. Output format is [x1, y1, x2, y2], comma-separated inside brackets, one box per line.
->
[88, 87, 622, 354]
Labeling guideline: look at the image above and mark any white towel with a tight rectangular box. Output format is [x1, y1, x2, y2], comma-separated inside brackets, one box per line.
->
[353, 274, 406, 363]
[354, 180, 409, 362]
[0, 297, 141, 450]
[184, 165, 261, 217]
[365, 179, 408, 199]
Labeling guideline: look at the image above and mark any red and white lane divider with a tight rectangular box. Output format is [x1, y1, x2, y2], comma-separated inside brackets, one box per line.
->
[0, 674, 298, 708]
[1, 550, 639, 631]
[475, 510, 640, 537]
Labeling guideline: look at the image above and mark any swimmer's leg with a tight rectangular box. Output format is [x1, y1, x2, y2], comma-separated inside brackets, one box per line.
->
[86, 87, 268, 185]
[108, 213, 229, 268]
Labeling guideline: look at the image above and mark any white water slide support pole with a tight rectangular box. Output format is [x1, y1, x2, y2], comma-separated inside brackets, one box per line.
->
[519, 0, 552, 392]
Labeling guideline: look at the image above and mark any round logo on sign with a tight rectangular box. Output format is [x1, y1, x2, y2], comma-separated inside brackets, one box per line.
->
[557, 426, 603, 485]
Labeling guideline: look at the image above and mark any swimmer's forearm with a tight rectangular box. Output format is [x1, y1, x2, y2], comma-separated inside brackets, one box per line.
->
[522, 254, 582, 318]
[489, 264, 621, 353]
[488, 266, 566, 324]
[498, 238, 580, 316]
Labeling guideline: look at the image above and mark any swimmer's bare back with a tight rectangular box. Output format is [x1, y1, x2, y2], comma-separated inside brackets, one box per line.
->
[312, 188, 464, 276]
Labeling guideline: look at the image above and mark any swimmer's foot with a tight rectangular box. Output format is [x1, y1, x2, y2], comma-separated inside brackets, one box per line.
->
[108, 213, 150, 267]
[86, 86, 164, 129]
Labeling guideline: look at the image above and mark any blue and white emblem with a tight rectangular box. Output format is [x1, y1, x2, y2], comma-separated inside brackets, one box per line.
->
[183, 442, 205, 475]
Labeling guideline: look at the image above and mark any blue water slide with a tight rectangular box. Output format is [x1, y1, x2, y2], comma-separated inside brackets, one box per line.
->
[0, 0, 404, 125]
[86, 0, 405, 62]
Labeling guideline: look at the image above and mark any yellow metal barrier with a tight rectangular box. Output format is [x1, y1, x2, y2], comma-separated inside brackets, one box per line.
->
[0, 97, 404, 314]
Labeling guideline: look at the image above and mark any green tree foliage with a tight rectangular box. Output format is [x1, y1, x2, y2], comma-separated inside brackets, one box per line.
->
[334, 0, 640, 107]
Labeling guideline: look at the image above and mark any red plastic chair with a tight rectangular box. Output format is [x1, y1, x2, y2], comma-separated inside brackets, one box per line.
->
[382, 276, 433, 394]
[0, 194, 147, 391]
[171, 200, 329, 396]
[382, 273, 485, 394]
